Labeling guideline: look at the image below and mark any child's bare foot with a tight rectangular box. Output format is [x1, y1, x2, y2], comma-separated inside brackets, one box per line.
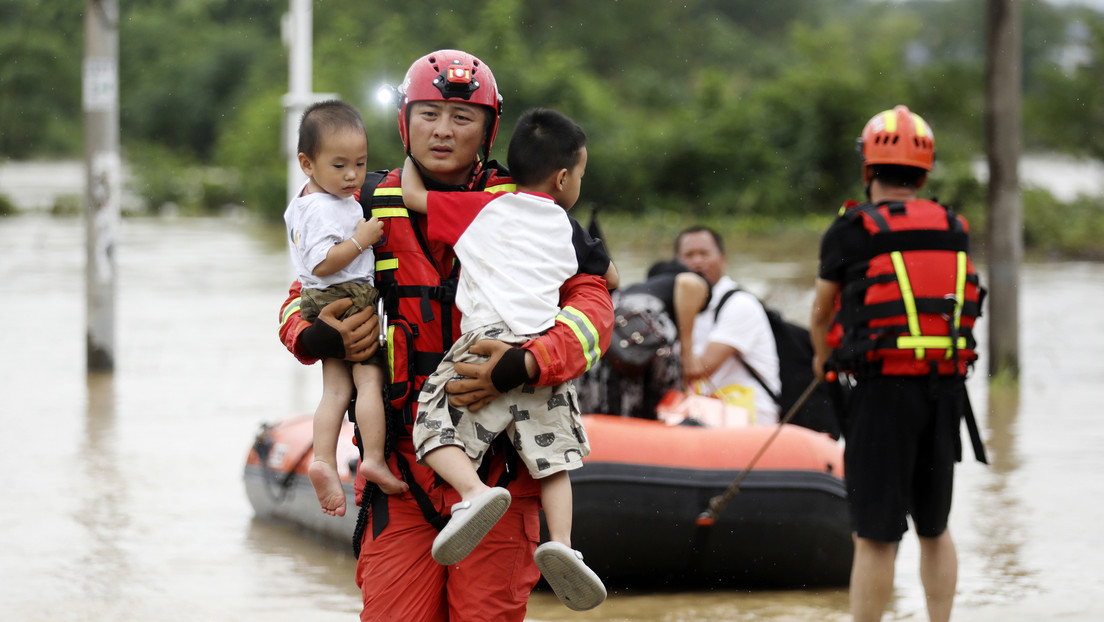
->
[308, 460, 347, 517]
[359, 459, 409, 495]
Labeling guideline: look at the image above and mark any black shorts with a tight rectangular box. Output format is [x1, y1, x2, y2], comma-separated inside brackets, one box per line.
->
[843, 375, 967, 542]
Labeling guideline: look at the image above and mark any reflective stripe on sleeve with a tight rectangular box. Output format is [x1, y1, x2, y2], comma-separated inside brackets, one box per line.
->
[280, 298, 302, 328]
[557, 306, 601, 371]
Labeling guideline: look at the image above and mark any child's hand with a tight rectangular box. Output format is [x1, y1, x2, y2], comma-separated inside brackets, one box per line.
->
[354, 216, 384, 248]
[399, 157, 429, 213]
[401, 157, 417, 188]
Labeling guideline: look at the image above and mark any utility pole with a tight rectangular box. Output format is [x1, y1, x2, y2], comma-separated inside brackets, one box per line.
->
[985, 0, 1023, 379]
[83, 0, 120, 372]
[282, 0, 335, 204]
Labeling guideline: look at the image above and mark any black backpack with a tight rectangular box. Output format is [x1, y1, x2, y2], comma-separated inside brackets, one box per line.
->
[606, 304, 671, 377]
[713, 288, 844, 439]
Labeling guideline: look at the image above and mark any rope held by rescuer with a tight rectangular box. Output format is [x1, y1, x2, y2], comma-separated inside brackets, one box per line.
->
[695, 371, 836, 527]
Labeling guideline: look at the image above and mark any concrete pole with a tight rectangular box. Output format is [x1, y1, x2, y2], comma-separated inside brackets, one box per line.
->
[985, 0, 1023, 379]
[282, 0, 336, 204]
[283, 0, 311, 204]
[83, 0, 120, 372]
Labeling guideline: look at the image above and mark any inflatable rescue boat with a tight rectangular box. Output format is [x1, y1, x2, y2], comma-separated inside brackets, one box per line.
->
[244, 414, 852, 588]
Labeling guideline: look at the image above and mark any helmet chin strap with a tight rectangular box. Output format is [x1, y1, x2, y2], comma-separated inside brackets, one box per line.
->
[405, 153, 484, 191]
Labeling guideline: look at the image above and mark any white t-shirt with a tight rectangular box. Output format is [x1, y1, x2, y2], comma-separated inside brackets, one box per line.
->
[691, 276, 781, 424]
[426, 190, 609, 335]
[283, 183, 375, 290]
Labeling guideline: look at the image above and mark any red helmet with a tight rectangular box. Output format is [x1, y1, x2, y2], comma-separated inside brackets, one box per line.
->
[858, 105, 935, 173]
[396, 49, 502, 162]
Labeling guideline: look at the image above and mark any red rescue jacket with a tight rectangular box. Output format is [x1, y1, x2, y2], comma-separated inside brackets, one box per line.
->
[832, 199, 984, 377]
[367, 167, 468, 417]
[277, 163, 613, 516]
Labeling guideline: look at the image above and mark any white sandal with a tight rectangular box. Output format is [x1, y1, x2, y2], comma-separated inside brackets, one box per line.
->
[431, 487, 512, 565]
[534, 541, 607, 611]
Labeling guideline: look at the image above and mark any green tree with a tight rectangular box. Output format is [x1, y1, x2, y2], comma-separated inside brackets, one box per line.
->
[1024, 9, 1104, 159]
[3, 0, 1102, 258]
[0, 1, 82, 158]
[120, 1, 284, 161]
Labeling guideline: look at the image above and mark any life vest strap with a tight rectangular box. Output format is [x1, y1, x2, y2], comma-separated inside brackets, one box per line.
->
[843, 272, 980, 300]
[866, 229, 970, 260]
[412, 351, 445, 379]
[839, 298, 980, 325]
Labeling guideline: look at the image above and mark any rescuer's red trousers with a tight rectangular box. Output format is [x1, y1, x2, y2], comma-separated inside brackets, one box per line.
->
[355, 490, 542, 622]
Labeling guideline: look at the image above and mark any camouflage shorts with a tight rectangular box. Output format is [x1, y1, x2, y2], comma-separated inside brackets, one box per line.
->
[300, 281, 379, 322]
[414, 322, 590, 479]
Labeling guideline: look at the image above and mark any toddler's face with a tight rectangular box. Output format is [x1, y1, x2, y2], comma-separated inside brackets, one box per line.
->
[308, 128, 368, 199]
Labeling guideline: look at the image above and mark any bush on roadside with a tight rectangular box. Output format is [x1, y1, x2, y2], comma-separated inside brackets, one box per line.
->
[126, 143, 246, 215]
[1024, 189, 1104, 260]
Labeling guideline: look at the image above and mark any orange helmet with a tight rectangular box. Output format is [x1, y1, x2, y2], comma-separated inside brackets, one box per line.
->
[857, 105, 935, 173]
[396, 49, 502, 162]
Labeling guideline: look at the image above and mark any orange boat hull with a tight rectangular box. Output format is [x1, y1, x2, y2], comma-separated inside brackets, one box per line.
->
[245, 414, 852, 587]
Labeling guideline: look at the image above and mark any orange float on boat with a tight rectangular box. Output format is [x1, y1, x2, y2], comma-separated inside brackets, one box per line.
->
[244, 415, 360, 544]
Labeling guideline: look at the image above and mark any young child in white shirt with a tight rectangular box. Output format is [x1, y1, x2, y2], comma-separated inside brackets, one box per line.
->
[284, 100, 408, 518]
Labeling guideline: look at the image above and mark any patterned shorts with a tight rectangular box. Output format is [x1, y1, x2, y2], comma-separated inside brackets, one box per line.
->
[414, 322, 590, 479]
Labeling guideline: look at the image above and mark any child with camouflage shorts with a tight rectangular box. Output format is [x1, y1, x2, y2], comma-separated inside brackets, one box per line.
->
[401, 108, 616, 611]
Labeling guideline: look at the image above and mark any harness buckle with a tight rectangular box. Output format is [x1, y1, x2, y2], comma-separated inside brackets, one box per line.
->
[429, 280, 457, 304]
[939, 293, 960, 321]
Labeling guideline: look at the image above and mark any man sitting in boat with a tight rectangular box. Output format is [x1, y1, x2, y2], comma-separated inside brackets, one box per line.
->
[675, 226, 782, 425]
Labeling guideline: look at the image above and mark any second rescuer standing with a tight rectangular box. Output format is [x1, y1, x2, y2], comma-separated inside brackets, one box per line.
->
[810, 105, 987, 622]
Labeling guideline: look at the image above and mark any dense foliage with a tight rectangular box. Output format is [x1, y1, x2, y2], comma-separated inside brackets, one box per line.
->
[2, 0, 1102, 255]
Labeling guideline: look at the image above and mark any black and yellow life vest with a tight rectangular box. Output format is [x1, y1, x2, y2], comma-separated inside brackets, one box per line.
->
[833, 199, 985, 377]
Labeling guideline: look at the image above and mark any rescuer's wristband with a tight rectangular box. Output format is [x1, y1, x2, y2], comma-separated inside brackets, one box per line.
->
[490, 347, 531, 393]
[299, 319, 346, 360]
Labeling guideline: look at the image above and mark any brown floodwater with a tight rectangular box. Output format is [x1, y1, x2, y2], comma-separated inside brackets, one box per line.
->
[2, 214, 1101, 621]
